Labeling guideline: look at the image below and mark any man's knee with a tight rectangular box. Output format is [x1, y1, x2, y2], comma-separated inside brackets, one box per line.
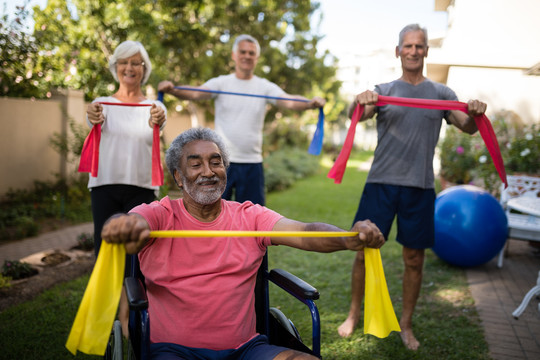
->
[402, 247, 425, 269]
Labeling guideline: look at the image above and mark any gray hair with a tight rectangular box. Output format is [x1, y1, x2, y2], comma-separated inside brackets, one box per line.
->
[166, 127, 230, 179]
[398, 24, 428, 50]
[232, 34, 260, 56]
[108, 40, 152, 85]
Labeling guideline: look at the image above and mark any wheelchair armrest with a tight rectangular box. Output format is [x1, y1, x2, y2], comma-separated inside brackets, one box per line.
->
[268, 268, 320, 301]
[124, 276, 148, 311]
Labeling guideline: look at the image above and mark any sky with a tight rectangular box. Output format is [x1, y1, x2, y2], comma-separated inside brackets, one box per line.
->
[314, 0, 448, 58]
[4, 0, 449, 60]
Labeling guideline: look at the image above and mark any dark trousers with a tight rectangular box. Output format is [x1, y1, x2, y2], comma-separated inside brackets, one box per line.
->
[222, 162, 265, 205]
[90, 184, 155, 276]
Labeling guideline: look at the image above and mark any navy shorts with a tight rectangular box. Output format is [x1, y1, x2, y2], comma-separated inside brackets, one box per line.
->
[150, 335, 289, 360]
[222, 163, 265, 205]
[353, 183, 436, 249]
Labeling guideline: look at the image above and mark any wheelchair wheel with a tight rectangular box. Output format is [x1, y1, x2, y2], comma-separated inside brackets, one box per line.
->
[269, 307, 302, 342]
[104, 320, 123, 360]
[126, 336, 137, 360]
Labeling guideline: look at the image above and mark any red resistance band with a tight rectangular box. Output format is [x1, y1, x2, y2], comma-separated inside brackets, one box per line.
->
[78, 102, 164, 186]
[327, 95, 508, 187]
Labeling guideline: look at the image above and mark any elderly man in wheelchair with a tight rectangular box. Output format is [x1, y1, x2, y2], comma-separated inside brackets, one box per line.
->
[101, 128, 385, 360]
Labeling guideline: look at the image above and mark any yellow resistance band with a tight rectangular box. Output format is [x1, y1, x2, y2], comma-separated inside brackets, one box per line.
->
[150, 230, 359, 238]
[66, 231, 400, 356]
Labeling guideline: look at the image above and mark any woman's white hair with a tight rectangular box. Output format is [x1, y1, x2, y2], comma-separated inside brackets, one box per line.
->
[108, 40, 152, 85]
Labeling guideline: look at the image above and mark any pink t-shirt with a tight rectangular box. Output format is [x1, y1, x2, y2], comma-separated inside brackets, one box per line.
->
[130, 197, 283, 350]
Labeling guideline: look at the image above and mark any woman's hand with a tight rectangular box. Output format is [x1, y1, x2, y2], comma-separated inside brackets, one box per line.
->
[149, 103, 166, 127]
[87, 103, 104, 125]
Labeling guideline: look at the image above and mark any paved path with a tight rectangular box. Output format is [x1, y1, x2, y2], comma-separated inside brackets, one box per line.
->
[0, 222, 93, 265]
[467, 239, 540, 359]
[0, 224, 539, 358]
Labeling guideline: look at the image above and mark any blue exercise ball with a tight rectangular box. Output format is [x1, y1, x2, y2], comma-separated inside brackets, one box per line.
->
[433, 185, 508, 267]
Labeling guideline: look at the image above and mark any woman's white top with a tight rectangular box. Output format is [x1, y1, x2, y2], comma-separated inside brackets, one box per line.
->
[87, 96, 167, 191]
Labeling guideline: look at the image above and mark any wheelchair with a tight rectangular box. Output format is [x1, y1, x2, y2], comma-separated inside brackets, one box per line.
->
[105, 252, 322, 359]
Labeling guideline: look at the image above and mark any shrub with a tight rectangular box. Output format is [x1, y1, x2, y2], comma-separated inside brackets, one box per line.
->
[2, 260, 38, 280]
[439, 111, 540, 194]
[0, 274, 12, 289]
[13, 216, 38, 238]
[439, 126, 476, 184]
[75, 232, 94, 251]
[0, 177, 92, 241]
[263, 117, 311, 153]
[505, 122, 540, 174]
[264, 148, 320, 193]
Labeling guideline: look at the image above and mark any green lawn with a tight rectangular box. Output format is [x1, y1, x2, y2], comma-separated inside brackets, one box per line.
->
[0, 152, 490, 360]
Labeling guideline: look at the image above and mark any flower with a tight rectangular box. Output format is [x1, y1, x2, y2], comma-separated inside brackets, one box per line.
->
[520, 148, 531, 157]
[456, 146, 465, 154]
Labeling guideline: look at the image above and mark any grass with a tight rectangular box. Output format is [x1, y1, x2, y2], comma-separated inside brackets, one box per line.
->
[0, 275, 98, 360]
[0, 150, 490, 359]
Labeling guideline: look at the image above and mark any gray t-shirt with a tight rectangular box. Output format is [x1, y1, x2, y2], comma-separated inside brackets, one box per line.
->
[367, 79, 457, 189]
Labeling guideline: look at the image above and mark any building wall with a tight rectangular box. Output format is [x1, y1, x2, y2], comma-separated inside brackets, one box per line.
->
[445, 66, 540, 124]
[428, 0, 540, 124]
[0, 94, 77, 196]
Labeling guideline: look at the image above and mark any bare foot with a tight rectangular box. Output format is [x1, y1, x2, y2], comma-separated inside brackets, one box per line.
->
[399, 327, 420, 350]
[337, 316, 358, 338]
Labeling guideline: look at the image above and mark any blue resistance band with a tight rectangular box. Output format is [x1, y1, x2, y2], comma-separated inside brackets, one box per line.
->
[158, 87, 324, 155]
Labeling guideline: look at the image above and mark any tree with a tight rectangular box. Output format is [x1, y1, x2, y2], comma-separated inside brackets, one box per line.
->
[0, 0, 47, 98]
[30, 1, 342, 108]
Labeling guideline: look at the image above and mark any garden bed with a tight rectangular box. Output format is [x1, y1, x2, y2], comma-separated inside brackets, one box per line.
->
[0, 249, 94, 312]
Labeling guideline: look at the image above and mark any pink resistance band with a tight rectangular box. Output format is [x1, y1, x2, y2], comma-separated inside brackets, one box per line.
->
[78, 102, 164, 186]
[328, 95, 508, 187]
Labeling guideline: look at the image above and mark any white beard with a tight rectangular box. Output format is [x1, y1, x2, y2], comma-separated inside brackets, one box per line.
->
[181, 174, 226, 205]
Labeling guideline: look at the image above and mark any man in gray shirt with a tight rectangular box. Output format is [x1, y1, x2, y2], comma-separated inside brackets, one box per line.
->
[337, 24, 487, 350]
